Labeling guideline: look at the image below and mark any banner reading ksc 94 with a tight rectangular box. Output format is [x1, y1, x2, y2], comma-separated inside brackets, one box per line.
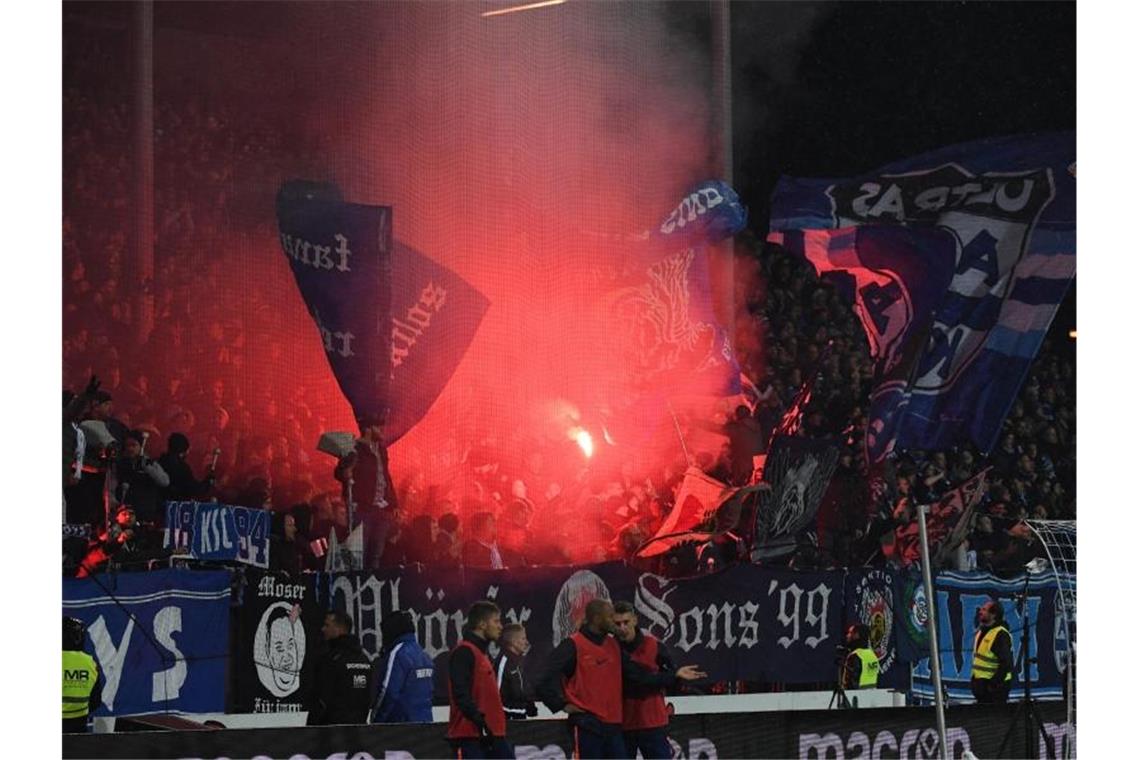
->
[164, 500, 270, 568]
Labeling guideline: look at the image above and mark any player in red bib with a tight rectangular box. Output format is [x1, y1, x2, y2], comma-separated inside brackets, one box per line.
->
[537, 599, 705, 759]
[447, 601, 511, 758]
[612, 601, 680, 760]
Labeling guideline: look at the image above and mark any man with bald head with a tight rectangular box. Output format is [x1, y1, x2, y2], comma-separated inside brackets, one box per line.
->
[537, 598, 705, 759]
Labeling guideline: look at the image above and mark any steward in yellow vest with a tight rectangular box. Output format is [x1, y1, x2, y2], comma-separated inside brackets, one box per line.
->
[63, 617, 102, 733]
[841, 624, 880, 690]
[970, 600, 1013, 704]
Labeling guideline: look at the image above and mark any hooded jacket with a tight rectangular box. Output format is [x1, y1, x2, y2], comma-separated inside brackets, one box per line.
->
[372, 616, 435, 723]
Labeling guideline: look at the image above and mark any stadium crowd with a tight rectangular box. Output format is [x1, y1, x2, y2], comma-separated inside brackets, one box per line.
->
[62, 39, 1074, 583]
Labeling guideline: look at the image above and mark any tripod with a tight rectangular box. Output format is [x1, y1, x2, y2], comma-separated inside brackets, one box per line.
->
[997, 574, 1055, 759]
[828, 654, 853, 709]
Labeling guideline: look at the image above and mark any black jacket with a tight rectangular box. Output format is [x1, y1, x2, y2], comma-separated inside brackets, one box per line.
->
[618, 630, 677, 700]
[536, 627, 679, 719]
[493, 653, 536, 720]
[157, 452, 212, 502]
[308, 635, 375, 725]
[335, 440, 399, 516]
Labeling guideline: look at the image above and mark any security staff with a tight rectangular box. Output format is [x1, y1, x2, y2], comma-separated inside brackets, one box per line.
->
[537, 599, 705, 760]
[308, 611, 375, 725]
[63, 617, 102, 733]
[971, 600, 1014, 704]
[841, 624, 880, 690]
[447, 601, 512, 759]
[612, 601, 679, 760]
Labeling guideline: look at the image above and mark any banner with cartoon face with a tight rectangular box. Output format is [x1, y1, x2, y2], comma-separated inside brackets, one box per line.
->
[233, 571, 325, 713]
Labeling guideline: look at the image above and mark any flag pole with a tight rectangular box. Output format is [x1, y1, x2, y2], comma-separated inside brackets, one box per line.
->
[666, 401, 694, 468]
[917, 502, 950, 760]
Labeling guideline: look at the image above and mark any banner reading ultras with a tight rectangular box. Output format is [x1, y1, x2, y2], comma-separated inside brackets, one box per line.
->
[769, 132, 1075, 455]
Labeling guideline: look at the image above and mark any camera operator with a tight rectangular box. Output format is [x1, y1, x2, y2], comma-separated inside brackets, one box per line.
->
[839, 624, 880, 690]
[113, 430, 169, 528]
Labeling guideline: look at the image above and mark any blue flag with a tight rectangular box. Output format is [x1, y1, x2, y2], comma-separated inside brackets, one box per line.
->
[63, 569, 232, 716]
[608, 180, 747, 397]
[163, 501, 271, 568]
[388, 240, 491, 442]
[771, 226, 958, 462]
[277, 186, 489, 442]
[769, 133, 1076, 455]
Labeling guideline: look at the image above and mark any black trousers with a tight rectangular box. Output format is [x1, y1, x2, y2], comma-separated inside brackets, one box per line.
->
[972, 677, 1012, 704]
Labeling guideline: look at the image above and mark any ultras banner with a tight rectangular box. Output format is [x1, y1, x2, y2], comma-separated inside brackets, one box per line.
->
[310, 562, 849, 696]
[63, 702, 1071, 759]
[231, 571, 327, 714]
[61, 569, 232, 716]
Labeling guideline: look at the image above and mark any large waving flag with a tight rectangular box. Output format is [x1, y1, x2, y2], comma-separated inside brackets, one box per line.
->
[608, 180, 748, 397]
[276, 182, 489, 443]
[768, 133, 1075, 456]
[771, 226, 957, 462]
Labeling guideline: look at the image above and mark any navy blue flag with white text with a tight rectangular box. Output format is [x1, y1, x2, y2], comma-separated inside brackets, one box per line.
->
[277, 185, 489, 442]
[164, 501, 271, 568]
[388, 241, 490, 442]
[63, 569, 232, 716]
[276, 187, 392, 428]
[768, 133, 1075, 455]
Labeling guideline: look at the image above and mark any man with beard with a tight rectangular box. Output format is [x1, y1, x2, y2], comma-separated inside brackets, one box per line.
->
[334, 413, 400, 568]
[612, 601, 683, 760]
[970, 600, 1013, 704]
[447, 601, 511, 758]
[309, 611, 374, 725]
[840, 623, 880, 690]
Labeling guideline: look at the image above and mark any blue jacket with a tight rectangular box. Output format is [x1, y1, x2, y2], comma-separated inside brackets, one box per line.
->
[370, 633, 435, 723]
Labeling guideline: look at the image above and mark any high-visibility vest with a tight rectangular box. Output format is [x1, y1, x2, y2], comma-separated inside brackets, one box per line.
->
[63, 651, 98, 719]
[848, 648, 880, 688]
[971, 626, 1013, 681]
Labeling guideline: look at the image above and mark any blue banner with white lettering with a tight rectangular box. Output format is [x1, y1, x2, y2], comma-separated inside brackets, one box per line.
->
[768, 133, 1076, 455]
[276, 187, 393, 429]
[62, 569, 232, 716]
[653, 179, 748, 247]
[388, 241, 491, 443]
[910, 571, 1072, 703]
[164, 501, 270, 568]
[276, 185, 489, 442]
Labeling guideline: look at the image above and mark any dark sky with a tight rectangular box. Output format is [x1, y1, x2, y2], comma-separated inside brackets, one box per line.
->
[721, 1, 1076, 228]
[65, 1, 1075, 226]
